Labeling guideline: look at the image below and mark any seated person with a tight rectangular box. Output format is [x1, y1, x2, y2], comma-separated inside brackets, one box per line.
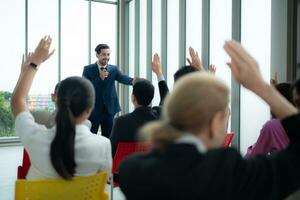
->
[119, 41, 300, 200]
[11, 36, 111, 180]
[30, 82, 60, 128]
[110, 78, 158, 157]
[245, 82, 293, 157]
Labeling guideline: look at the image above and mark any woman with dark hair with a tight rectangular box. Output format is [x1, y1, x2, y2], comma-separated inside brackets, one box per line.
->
[11, 36, 111, 179]
[119, 41, 300, 200]
[245, 82, 294, 158]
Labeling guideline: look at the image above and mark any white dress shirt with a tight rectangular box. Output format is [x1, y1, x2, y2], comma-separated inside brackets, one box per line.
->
[15, 111, 112, 180]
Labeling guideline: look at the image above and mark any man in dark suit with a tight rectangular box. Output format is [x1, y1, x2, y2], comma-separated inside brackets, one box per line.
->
[83, 44, 133, 138]
[110, 78, 158, 156]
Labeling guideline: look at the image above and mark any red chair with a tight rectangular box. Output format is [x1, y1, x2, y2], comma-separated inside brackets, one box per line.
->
[223, 132, 234, 147]
[112, 142, 152, 186]
[17, 149, 31, 179]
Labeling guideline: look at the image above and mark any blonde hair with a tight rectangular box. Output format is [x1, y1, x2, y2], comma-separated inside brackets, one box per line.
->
[140, 72, 229, 148]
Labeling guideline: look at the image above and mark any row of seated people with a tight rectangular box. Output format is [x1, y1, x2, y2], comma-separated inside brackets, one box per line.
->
[13, 36, 300, 200]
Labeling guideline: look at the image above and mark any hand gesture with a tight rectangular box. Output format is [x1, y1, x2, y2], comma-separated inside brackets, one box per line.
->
[187, 47, 204, 71]
[224, 40, 265, 93]
[152, 53, 162, 76]
[99, 69, 109, 80]
[208, 64, 216, 74]
[270, 72, 278, 86]
[30, 35, 55, 66]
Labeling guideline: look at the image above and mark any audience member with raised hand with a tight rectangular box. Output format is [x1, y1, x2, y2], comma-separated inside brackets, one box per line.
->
[151, 53, 169, 106]
[110, 78, 158, 157]
[186, 47, 204, 71]
[245, 82, 293, 158]
[119, 40, 300, 200]
[208, 64, 217, 74]
[11, 36, 111, 180]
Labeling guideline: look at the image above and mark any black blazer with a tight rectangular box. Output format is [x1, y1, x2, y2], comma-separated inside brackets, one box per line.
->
[158, 80, 169, 106]
[110, 106, 159, 156]
[119, 114, 300, 200]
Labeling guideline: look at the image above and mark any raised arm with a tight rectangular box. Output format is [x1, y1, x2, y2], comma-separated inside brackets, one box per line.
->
[11, 36, 55, 117]
[151, 53, 169, 105]
[224, 40, 297, 119]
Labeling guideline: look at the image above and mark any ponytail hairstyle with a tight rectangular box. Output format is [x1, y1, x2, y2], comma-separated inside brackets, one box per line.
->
[140, 73, 229, 149]
[50, 76, 95, 179]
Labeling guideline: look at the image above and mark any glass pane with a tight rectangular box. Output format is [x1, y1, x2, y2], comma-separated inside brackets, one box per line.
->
[28, 0, 58, 111]
[0, 1, 25, 137]
[91, 2, 117, 65]
[186, 0, 202, 62]
[61, 0, 89, 79]
[152, 0, 161, 107]
[210, 0, 232, 131]
[128, 1, 135, 112]
[240, 0, 271, 154]
[139, 0, 147, 79]
[167, 0, 180, 89]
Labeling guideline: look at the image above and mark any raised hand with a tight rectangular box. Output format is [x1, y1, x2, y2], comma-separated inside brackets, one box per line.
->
[223, 40, 264, 93]
[152, 53, 162, 76]
[187, 47, 204, 71]
[208, 64, 216, 74]
[224, 40, 297, 119]
[99, 69, 109, 80]
[30, 35, 55, 66]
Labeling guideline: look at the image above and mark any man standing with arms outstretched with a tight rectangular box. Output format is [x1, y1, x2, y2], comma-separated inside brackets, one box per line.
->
[83, 44, 133, 138]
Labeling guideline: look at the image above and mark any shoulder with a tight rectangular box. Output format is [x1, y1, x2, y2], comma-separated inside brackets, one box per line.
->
[84, 63, 97, 70]
[114, 113, 132, 125]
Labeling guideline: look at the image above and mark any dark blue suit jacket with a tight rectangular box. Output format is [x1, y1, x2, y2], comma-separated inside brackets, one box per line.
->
[82, 63, 133, 116]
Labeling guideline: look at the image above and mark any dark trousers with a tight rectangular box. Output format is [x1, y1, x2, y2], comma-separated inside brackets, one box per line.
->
[89, 112, 114, 138]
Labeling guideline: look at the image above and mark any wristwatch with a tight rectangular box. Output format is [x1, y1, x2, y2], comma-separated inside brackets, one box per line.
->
[29, 62, 38, 70]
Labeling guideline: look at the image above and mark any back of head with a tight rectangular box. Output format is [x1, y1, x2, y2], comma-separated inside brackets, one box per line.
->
[133, 78, 154, 106]
[95, 44, 110, 54]
[141, 73, 229, 147]
[51, 76, 95, 179]
[275, 82, 293, 104]
[271, 82, 294, 118]
[174, 65, 198, 82]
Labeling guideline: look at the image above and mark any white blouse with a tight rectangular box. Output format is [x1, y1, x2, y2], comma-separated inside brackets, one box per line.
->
[15, 111, 112, 180]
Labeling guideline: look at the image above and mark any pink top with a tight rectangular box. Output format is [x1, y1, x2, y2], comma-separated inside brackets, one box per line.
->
[245, 119, 290, 158]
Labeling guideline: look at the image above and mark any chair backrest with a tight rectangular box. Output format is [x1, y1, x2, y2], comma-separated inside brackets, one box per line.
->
[223, 132, 234, 147]
[17, 149, 31, 179]
[15, 171, 109, 200]
[112, 142, 152, 174]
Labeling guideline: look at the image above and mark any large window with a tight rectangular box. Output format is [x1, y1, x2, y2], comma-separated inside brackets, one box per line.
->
[0, 1, 118, 138]
[186, 0, 202, 61]
[128, 0, 135, 112]
[151, 0, 162, 107]
[61, 0, 89, 79]
[139, 0, 147, 79]
[0, 1, 25, 137]
[210, 0, 232, 131]
[240, 0, 271, 154]
[167, 0, 180, 89]
[28, 0, 59, 96]
[91, 2, 117, 65]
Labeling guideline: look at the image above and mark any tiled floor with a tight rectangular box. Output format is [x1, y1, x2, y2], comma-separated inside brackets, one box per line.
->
[0, 145, 23, 200]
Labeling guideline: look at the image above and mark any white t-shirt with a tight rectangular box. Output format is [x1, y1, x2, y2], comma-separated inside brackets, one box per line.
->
[15, 111, 112, 180]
